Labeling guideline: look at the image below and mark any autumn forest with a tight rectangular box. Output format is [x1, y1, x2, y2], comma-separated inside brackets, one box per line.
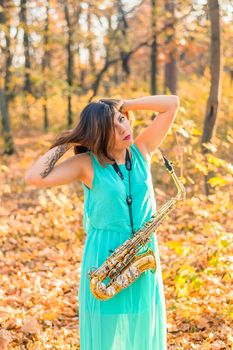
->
[0, 0, 232, 349]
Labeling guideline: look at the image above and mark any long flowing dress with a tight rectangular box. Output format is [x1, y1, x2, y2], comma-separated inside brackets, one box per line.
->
[78, 143, 167, 350]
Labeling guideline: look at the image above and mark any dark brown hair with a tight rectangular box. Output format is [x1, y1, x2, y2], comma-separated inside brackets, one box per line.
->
[49, 98, 135, 167]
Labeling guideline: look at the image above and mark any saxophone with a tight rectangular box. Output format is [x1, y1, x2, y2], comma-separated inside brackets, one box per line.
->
[87, 153, 186, 301]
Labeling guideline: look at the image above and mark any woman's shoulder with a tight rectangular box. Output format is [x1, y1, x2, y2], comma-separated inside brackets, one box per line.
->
[132, 141, 152, 169]
[78, 151, 94, 189]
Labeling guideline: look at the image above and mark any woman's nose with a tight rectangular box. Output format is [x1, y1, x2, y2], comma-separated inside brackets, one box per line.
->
[117, 124, 127, 134]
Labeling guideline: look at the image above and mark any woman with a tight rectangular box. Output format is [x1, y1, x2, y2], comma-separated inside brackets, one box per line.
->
[25, 94, 179, 350]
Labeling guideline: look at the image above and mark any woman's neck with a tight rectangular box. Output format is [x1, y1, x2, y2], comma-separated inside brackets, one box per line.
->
[108, 147, 131, 164]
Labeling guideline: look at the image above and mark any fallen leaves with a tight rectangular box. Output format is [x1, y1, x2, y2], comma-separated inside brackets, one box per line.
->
[0, 131, 232, 349]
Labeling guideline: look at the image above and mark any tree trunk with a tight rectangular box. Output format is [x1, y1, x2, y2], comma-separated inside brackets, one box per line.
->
[42, 1, 50, 131]
[5, 21, 13, 102]
[0, 0, 15, 155]
[0, 89, 15, 155]
[151, 0, 157, 94]
[164, 0, 177, 94]
[20, 0, 31, 94]
[89, 58, 118, 102]
[20, 0, 31, 120]
[201, 0, 222, 195]
[87, 3, 96, 77]
[113, 61, 120, 86]
[64, 2, 73, 127]
[116, 1, 131, 78]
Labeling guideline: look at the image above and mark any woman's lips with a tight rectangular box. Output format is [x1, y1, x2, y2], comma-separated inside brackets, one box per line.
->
[123, 134, 131, 140]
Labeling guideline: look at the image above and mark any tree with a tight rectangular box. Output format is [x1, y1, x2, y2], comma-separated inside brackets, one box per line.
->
[59, 0, 82, 127]
[201, 0, 222, 195]
[42, 0, 50, 131]
[20, 0, 31, 94]
[0, 0, 15, 155]
[19, 0, 31, 120]
[164, 0, 177, 94]
[150, 0, 158, 94]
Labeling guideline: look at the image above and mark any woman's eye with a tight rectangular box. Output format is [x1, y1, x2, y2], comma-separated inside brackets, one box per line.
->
[120, 116, 125, 122]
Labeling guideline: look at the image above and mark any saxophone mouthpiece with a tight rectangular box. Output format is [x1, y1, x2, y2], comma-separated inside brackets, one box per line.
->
[161, 153, 173, 172]
[159, 149, 172, 170]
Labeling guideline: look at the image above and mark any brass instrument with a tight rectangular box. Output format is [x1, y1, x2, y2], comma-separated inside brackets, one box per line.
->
[87, 153, 186, 300]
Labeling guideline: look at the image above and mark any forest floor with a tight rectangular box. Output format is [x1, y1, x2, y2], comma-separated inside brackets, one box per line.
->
[0, 130, 232, 349]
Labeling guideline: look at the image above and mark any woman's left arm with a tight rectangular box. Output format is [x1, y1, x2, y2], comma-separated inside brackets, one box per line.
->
[122, 95, 179, 156]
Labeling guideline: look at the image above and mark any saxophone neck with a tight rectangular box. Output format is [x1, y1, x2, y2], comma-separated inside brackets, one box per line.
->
[161, 152, 186, 201]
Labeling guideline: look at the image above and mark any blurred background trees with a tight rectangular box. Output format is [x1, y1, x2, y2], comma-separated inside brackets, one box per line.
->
[0, 0, 232, 195]
[0, 1, 232, 348]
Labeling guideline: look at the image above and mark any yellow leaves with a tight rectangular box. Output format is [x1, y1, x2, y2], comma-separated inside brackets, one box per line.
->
[166, 240, 184, 255]
[20, 251, 34, 260]
[175, 282, 189, 298]
[199, 341, 213, 350]
[192, 127, 202, 136]
[0, 165, 10, 174]
[221, 271, 232, 282]
[174, 264, 202, 297]
[193, 161, 208, 175]
[1, 126, 232, 349]
[208, 176, 228, 187]
[207, 154, 224, 166]
[42, 311, 60, 321]
[208, 256, 219, 267]
[56, 242, 68, 251]
[161, 269, 171, 281]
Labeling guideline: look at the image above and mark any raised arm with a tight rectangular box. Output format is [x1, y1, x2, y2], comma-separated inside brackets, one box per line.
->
[121, 95, 179, 157]
[24, 143, 84, 188]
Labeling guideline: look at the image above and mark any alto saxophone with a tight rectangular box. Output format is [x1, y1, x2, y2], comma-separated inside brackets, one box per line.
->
[87, 153, 186, 301]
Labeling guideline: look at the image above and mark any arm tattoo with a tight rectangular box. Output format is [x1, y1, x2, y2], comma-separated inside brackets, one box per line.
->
[40, 143, 72, 179]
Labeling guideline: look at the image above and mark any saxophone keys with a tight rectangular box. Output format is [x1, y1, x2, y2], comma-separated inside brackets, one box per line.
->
[116, 274, 129, 288]
[106, 286, 116, 297]
[116, 275, 124, 287]
[116, 263, 121, 270]
[122, 275, 129, 288]
[96, 281, 106, 293]
[129, 265, 140, 279]
[110, 268, 117, 276]
[125, 269, 134, 282]
[123, 254, 130, 263]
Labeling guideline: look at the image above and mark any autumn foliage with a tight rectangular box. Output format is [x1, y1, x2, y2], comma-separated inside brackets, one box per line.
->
[0, 0, 233, 349]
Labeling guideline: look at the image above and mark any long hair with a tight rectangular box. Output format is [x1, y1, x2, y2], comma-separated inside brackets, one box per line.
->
[49, 98, 135, 167]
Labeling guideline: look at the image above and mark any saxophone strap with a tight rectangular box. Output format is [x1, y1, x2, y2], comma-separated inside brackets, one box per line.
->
[109, 148, 134, 254]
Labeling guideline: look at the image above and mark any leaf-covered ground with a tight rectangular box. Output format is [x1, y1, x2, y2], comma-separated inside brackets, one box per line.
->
[0, 131, 232, 349]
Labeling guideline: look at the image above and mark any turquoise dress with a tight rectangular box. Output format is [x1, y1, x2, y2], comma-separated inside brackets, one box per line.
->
[78, 143, 167, 350]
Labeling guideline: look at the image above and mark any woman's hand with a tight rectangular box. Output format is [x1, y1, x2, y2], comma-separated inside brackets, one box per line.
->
[119, 100, 129, 115]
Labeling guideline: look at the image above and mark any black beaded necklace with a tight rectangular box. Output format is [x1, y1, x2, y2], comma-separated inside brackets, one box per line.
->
[111, 148, 134, 236]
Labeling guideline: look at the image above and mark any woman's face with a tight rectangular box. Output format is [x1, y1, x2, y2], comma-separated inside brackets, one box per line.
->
[110, 108, 133, 150]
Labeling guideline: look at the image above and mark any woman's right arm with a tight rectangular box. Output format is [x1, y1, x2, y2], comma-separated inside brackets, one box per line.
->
[25, 143, 84, 188]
